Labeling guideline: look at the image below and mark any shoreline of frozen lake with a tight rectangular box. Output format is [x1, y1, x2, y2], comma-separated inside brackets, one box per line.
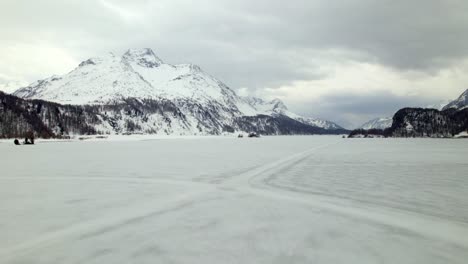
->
[1, 136, 468, 263]
[0, 134, 344, 144]
[1, 132, 467, 145]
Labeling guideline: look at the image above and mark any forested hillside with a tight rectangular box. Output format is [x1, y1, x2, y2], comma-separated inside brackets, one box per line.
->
[0, 92, 348, 138]
[348, 107, 468, 138]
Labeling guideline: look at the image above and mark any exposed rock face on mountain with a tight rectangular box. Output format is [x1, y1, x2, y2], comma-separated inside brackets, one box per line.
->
[443, 89, 468, 111]
[9, 49, 346, 137]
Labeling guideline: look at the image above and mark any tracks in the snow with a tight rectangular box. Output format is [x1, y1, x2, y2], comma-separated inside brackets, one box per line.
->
[2, 140, 468, 260]
[214, 142, 468, 249]
[220, 142, 337, 187]
[0, 189, 214, 262]
[0, 143, 335, 261]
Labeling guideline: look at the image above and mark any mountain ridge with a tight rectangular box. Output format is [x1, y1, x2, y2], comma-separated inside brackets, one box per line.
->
[349, 89, 468, 138]
[443, 89, 468, 111]
[6, 48, 347, 137]
[358, 98, 454, 130]
[0, 91, 348, 138]
[359, 117, 393, 130]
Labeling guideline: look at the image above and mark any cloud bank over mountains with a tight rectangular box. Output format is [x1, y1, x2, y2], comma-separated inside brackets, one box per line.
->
[1, 0, 468, 127]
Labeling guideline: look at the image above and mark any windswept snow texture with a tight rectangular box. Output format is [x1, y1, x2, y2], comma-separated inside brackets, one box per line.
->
[1, 137, 468, 264]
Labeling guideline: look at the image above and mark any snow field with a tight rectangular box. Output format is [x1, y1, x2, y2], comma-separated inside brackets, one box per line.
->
[1, 136, 468, 263]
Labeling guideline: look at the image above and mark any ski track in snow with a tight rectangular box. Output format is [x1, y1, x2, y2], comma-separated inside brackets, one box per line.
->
[0, 143, 335, 261]
[1, 137, 468, 263]
[0, 190, 213, 262]
[219, 141, 468, 248]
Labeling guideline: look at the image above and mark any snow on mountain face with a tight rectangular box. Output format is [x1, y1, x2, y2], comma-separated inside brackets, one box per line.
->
[242, 97, 287, 115]
[14, 52, 156, 105]
[241, 97, 343, 130]
[13, 49, 344, 134]
[359, 117, 393, 130]
[122, 48, 163, 68]
[443, 89, 468, 111]
[14, 49, 249, 110]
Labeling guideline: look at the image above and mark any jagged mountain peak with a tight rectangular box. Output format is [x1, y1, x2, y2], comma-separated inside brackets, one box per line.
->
[12, 48, 346, 134]
[122, 48, 163, 68]
[270, 98, 288, 112]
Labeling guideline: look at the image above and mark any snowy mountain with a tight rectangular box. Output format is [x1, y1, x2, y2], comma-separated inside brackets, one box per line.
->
[350, 89, 468, 138]
[359, 99, 453, 130]
[349, 107, 468, 138]
[359, 117, 393, 130]
[14, 49, 234, 106]
[442, 89, 468, 111]
[11, 48, 345, 136]
[389, 107, 468, 137]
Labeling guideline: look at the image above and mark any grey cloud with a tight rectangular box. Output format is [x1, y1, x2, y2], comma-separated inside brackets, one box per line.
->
[3, 0, 468, 88]
[1, 0, 467, 125]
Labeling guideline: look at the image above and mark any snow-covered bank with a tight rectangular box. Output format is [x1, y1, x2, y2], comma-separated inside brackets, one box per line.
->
[455, 131, 468, 138]
[0, 134, 344, 144]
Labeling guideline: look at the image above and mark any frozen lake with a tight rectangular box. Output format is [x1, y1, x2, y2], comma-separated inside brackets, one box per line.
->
[1, 136, 468, 263]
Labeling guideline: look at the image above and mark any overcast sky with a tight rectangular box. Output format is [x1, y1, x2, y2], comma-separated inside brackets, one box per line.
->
[1, 0, 468, 128]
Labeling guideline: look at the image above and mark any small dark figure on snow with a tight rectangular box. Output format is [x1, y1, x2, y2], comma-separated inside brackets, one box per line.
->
[23, 132, 35, 145]
[14, 139, 20, 145]
[248, 132, 260, 138]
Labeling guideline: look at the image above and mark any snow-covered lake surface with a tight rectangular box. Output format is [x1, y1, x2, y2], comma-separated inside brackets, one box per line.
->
[1, 136, 468, 264]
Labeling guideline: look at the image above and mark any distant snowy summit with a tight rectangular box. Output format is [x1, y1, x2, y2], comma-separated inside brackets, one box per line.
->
[358, 97, 455, 130]
[10, 48, 346, 137]
[359, 117, 393, 130]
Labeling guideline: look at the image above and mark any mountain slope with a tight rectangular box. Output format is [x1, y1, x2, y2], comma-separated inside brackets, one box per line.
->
[443, 89, 468, 111]
[0, 91, 99, 138]
[358, 98, 452, 130]
[390, 108, 468, 137]
[12, 48, 345, 135]
[349, 108, 468, 138]
[1, 92, 347, 138]
[359, 117, 393, 130]
[350, 89, 468, 138]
